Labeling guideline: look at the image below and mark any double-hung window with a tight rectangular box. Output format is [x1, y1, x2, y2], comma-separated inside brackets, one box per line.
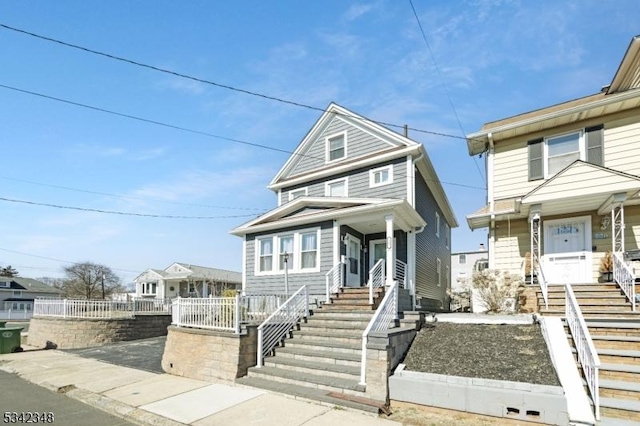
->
[258, 238, 274, 272]
[278, 235, 294, 270]
[141, 282, 157, 295]
[13, 290, 22, 297]
[288, 188, 307, 201]
[256, 228, 320, 275]
[546, 132, 582, 176]
[326, 133, 346, 162]
[459, 254, 466, 264]
[369, 165, 393, 187]
[300, 232, 318, 269]
[325, 178, 347, 197]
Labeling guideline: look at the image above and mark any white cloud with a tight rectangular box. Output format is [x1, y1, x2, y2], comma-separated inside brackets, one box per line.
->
[343, 4, 373, 21]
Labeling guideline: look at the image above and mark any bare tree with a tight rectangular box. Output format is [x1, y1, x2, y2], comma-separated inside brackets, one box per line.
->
[60, 262, 124, 299]
[1, 265, 19, 277]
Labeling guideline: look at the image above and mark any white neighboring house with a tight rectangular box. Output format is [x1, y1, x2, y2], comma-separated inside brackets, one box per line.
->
[0, 276, 62, 320]
[451, 244, 489, 293]
[134, 262, 241, 299]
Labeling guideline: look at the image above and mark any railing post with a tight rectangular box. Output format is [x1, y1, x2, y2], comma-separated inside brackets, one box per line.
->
[63, 299, 67, 319]
[257, 327, 263, 368]
[326, 274, 330, 305]
[304, 286, 309, 317]
[234, 293, 241, 334]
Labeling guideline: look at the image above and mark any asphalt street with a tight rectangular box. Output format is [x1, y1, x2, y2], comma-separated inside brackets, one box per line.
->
[62, 336, 166, 373]
[0, 370, 136, 426]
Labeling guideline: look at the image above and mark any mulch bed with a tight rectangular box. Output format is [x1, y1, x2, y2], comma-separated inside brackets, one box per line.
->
[402, 322, 560, 386]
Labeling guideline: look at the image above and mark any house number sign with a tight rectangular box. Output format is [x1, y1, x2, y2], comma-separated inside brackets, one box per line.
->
[553, 225, 579, 235]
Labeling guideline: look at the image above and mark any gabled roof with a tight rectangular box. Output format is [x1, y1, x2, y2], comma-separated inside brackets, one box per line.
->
[269, 103, 419, 188]
[0, 276, 61, 294]
[467, 35, 640, 155]
[230, 196, 426, 236]
[134, 264, 241, 283]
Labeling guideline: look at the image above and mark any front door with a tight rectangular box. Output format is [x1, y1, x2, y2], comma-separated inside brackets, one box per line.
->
[345, 234, 361, 287]
[543, 216, 591, 284]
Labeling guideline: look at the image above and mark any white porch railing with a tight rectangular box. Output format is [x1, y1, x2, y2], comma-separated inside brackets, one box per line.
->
[565, 284, 601, 420]
[172, 296, 238, 332]
[34, 299, 134, 319]
[360, 281, 398, 385]
[535, 263, 549, 310]
[257, 286, 309, 367]
[395, 259, 407, 289]
[613, 252, 636, 312]
[240, 294, 286, 322]
[0, 310, 32, 320]
[325, 261, 344, 304]
[132, 298, 172, 314]
[367, 259, 385, 305]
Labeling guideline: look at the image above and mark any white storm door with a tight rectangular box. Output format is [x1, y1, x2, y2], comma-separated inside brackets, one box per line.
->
[543, 217, 591, 284]
[345, 234, 361, 287]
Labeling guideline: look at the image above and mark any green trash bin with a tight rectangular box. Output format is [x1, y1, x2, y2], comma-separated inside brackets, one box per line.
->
[0, 327, 23, 353]
[0, 321, 6, 328]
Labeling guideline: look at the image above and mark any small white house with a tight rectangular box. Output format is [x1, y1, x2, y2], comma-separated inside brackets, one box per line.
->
[451, 244, 489, 292]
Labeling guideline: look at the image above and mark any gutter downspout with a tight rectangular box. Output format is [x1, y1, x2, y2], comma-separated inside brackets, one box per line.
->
[487, 133, 495, 269]
[409, 153, 425, 310]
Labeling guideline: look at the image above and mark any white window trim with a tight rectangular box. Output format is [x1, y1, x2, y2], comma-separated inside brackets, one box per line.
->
[288, 187, 308, 201]
[325, 131, 347, 163]
[277, 234, 295, 271]
[141, 282, 157, 295]
[325, 177, 348, 197]
[436, 258, 442, 287]
[13, 290, 23, 297]
[369, 164, 394, 188]
[543, 130, 585, 178]
[445, 223, 450, 248]
[0, 281, 9, 288]
[255, 228, 321, 276]
[445, 265, 450, 289]
[459, 254, 466, 264]
[435, 212, 440, 237]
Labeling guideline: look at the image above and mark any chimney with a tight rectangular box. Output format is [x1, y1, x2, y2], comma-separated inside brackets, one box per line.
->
[403, 124, 408, 137]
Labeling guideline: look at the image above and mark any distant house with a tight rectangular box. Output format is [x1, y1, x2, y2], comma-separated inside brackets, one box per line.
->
[134, 263, 241, 299]
[230, 103, 457, 310]
[451, 244, 489, 292]
[0, 276, 62, 319]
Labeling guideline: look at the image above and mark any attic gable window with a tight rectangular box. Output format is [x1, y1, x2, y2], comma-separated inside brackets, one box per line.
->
[326, 133, 346, 162]
[369, 165, 393, 187]
[0, 281, 9, 288]
[325, 178, 347, 197]
[288, 188, 307, 201]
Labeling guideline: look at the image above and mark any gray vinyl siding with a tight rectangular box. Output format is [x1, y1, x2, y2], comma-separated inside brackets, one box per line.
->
[287, 116, 395, 178]
[244, 221, 334, 299]
[280, 157, 407, 204]
[415, 170, 451, 308]
[363, 231, 407, 272]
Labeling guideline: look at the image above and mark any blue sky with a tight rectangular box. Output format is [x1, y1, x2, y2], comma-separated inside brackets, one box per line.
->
[1, 1, 638, 285]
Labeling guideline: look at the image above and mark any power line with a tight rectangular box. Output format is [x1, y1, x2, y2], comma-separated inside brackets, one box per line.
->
[0, 196, 262, 219]
[408, 1, 486, 186]
[0, 175, 264, 211]
[0, 83, 485, 192]
[0, 22, 478, 143]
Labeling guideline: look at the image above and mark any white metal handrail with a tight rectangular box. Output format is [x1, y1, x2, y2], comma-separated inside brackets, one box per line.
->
[34, 299, 133, 319]
[395, 259, 407, 289]
[257, 286, 309, 368]
[325, 261, 344, 303]
[565, 284, 601, 420]
[367, 259, 386, 305]
[535, 263, 549, 309]
[360, 281, 398, 385]
[613, 252, 636, 312]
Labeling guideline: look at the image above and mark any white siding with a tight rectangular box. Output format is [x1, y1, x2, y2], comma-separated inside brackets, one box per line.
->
[604, 118, 640, 175]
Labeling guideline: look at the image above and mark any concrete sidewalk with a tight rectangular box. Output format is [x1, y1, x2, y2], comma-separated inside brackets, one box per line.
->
[0, 349, 399, 426]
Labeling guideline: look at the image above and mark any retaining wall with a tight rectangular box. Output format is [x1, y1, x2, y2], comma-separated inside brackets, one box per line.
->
[161, 325, 257, 383]
[28, 314, 171, 349]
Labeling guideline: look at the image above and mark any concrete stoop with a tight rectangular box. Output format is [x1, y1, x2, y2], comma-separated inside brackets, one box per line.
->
[237, 287, 390, 412]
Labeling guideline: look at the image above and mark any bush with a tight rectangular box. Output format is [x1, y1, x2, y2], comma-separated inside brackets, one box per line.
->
[471, 269, 525, 313]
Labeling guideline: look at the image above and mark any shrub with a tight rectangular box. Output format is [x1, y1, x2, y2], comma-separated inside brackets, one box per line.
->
[471, 269, 525, 313]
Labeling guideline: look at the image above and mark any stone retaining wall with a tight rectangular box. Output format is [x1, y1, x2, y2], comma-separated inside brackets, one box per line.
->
[161, 325, 257, 383]
[28, 314, 171, 349]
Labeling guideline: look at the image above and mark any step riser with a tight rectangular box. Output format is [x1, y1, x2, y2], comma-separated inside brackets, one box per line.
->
[544, 312, 640, 319]
[319, 305, 377, 311]
[599, 355, 640, 366]
[332, 294, 381, 300]
[594, 341, 640, 352]
[246, 370, 365, 397]
[542, 292, 627, 298]
[600, 387, 640, 401]
[601, 406, 640, 423]
[276, 351, 360, 368]
[264, 360, 359, 381]
[284, 341, 361, 355]
[543, 285, 621, 291]
[589, 329, 640, 338]
[312, 312, 375, 320]
[299, 326, 364, 336]
[545, 299, 628, 305]
[301, 324, 368, 333]
[600, 370, 640, 382]
[293, 334, 362, 345]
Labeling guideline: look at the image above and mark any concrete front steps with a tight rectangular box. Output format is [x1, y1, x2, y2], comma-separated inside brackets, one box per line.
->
[236, 287, 389, 413]
[538, 283, 640, 320]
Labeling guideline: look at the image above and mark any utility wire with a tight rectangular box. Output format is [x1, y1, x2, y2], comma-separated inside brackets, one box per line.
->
[0, 196, 262, 219]
[0, 83, 485, 192]
[0, 22, 480, 143]
[0, 176, 264, 211]
[408, 1, 486, 185]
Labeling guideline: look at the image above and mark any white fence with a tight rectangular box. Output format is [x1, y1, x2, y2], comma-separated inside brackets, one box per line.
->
[613, 252, 636, 312]
[565, 284, 601, 420]
[172, 294, 287, 333]
[34, 298, 172, 319]
[368, 259, 385, 304]
[325, 261, 344, 303]
[0, 310, 33, 320]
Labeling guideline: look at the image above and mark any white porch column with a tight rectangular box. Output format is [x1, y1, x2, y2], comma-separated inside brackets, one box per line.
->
[385, 214, 394, 286]
[529, 204, 542, 276]
[333, 220, 340, 266]
[612, 202, 625, 254]
[202, 280, 208, 297]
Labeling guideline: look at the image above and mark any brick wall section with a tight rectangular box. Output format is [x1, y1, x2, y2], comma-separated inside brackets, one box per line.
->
[28, 314, 171, 349]
[365, 327, 417, 402]
[161, 325, 257, 383]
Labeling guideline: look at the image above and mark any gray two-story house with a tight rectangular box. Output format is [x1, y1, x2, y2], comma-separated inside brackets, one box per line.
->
[231, 103, 457, 310]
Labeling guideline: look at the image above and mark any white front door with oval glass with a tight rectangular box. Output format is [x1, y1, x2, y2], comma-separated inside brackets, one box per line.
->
[543, 216, 591, 284]
[345, 234, 361, 287]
